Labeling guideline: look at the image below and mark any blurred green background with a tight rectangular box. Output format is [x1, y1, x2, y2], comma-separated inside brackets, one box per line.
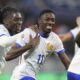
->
[0, 72, 67, 80]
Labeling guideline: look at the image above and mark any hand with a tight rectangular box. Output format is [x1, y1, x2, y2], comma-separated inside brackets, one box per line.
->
[27, 34, 40, 48]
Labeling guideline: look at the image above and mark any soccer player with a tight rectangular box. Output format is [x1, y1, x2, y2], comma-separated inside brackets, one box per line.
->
[67, 17, 80, 80]
[5, 9, 70, 80]
[59, 16, 80, 54]
[66, 32, 80, 80]
[0, 7, 23, 47]
[0, 6, 23, 73]
[59, 16, 80, 80]
[0, 6, 39, 74]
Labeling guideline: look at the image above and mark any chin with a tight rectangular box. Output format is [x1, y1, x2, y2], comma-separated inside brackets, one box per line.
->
[46, 29, 51, 33]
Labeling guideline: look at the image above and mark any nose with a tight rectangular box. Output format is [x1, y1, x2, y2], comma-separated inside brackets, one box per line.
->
[48, 20, 55, 24]
[17, 20, 23, 25]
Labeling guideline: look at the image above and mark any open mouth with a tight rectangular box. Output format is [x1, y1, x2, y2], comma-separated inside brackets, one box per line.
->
[46, 26, 52, 30]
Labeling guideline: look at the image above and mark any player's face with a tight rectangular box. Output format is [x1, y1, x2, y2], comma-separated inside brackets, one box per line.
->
[39, 13, 55, 34]
[8, 12, 23, 34]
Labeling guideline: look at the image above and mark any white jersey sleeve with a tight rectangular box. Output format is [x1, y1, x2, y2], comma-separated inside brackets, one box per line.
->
[16, 28, 36, 48]
[16, 29, 30, 47]
[70, 27, 80, 39]
[0, 24, 24, 47]
[0, 24, 10, 37]
[52, 32, 65, 54]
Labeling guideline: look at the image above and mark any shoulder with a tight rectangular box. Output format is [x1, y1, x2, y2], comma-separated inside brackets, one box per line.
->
[21, 26, 37, 38]
[50, 32, 59, 39]
[30, 25, 38, 33]
[50, 32, 62, 43]
[23, 25, 38, 33]
[24, 25, 38, 35]
[0, 24, 10, 35]
[70, 27, 79, 32]
[0, 24, 6, 30]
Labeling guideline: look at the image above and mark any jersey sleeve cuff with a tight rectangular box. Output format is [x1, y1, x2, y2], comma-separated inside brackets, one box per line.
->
[56, 49, 65, 54]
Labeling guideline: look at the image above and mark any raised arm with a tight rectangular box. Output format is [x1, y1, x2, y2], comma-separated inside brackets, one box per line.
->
[5, 34, 40, 61]
[5, 43, 32, 61]
[59, 32, 72, 42]
[59, 27, 80, 43]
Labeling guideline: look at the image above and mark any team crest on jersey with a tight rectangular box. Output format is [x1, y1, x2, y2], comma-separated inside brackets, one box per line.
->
[46, 42, 53, 51]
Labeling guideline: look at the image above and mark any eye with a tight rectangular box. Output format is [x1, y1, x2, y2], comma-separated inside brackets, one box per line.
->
[45, 17, 55, 22]
[45, 18, 50, 21]
[51, 18, 55, 22]
[14, 18, 23, 22]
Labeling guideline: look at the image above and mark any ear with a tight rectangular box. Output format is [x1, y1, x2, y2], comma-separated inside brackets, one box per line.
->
[38, 18, 43, 25]
[37, 18, 40, 24]
[3, 16, 10, 24]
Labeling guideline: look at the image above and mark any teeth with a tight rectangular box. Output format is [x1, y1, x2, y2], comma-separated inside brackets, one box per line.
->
[46, 26, 52, 29]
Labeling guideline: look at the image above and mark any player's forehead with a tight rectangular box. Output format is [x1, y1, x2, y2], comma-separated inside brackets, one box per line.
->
[41, 13, 55, 19]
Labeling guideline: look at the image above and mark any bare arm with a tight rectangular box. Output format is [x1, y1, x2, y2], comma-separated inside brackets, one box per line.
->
[58, 53, 70, 70]
[5, 43, 33, 61]
[59, 32, 72, 42]
[55, 34, 70, 70]
[5, 34, 40, 61]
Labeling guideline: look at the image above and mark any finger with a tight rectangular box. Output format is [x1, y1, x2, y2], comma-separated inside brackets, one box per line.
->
[29, 35, 32, 42]
[34, 33, 38, 39]
[36, 35, 40, 43]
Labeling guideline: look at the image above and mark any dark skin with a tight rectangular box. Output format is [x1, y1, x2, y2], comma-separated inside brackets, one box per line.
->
[5, 12, 70, 70]
[5, 32, 40, 61]
[3, 12, 22, 35]
[38, 13, 55, 34]
[3, 11, 40, 60]
[59, 17, 80, 42]
[38, 12, 70, 69]
[0, 12, 23, 47]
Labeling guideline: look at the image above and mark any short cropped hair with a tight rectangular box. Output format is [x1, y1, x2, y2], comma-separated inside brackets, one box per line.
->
[38, 9, 55, 19]
[36, 9, 55, 25]
[1, 6, 20, 20]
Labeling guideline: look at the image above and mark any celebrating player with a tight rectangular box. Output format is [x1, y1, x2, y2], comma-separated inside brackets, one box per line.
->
[5, 9, 70, 80]
[0, 6, 23, 73]
[59, 16, 80, 80]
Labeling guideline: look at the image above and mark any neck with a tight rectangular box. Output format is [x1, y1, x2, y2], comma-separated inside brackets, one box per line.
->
[39, 31, 49, 38]
[4, 24, 14, 36]
[8, 30, 14, 36]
